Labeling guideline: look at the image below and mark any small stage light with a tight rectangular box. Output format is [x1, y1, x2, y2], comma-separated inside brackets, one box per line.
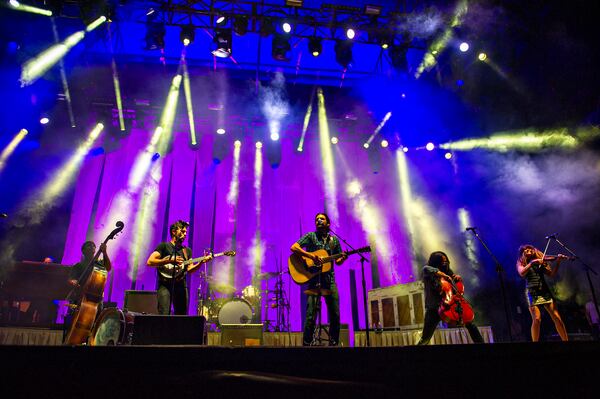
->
[459, 42, 469, 52]
[381, 139, 389, 148]
[334, 40, 353, 69]
[478, 52, 487, 61]
[346, 28, 356, 40]
[216, 15, 226, 25]
[331, 137, 338, 144]
[233, 16, 248, 36]
[297, 146, 303, 152]
[363, 143, 369, 149]
[426, 142, 435, 151]
[402, 146, 409, 153]
[270, 132, 280, 141]
[272, 33, 291, 61]
[10, 0, 20, 7]
[216, 128, 226, 135]
[309, 37, 322, 56]
[212, 29, 232, 58]
[40, 117, 50, 125]
[180, 26, 195, 46]
[234, 140, 242, 148]
[282, 22, 292, 34]
[445, 152, 453, 159]
[401, 93, 406, 98]
[256, 141, 263, 149]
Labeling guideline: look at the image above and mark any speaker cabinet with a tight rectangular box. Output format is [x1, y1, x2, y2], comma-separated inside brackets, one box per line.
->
[220, 324, 263, 346]
[124, 290, 158, 314]
[131, 315, 205, 345]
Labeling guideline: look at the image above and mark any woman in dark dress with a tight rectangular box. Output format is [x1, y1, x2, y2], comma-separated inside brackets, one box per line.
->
[516, 244, 569, 342]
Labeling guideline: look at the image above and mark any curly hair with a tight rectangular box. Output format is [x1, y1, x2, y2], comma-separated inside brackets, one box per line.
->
[169, 220, 189, 237]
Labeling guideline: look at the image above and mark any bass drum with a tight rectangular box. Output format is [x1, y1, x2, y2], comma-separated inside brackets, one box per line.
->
[218, 298, 253, 325]
[89, 307, 138, 346]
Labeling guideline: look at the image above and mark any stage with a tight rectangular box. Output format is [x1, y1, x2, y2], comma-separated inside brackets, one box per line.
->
[0, 341, 598, 398]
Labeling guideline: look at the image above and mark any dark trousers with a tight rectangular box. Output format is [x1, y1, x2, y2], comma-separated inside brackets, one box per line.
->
[157, 279, 188, 315]
[303, 284, 340, 345]
[418, 307, 484, 345]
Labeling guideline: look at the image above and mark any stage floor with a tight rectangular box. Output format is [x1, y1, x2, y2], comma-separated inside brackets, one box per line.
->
[1, 341, 598, 398]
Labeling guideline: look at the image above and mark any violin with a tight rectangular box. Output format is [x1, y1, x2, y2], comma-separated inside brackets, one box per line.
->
[438, 274, 475, 326]
[64, 221, 124, 345]
[542, 254, 577, 261]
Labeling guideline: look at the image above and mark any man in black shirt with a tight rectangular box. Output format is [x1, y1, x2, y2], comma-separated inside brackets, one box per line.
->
[291, 213, 347, 346]
[147, 220, 210, 315]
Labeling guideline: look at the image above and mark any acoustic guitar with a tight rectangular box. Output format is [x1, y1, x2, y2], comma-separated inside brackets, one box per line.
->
[288, 246, 371, 284]
[158, 250, 236, 281]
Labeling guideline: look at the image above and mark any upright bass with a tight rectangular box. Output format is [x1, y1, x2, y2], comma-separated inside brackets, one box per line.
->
[64, 221, 124, 345]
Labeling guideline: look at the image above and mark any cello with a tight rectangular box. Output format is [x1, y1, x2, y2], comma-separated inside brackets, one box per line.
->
[64, 221, 124, 345]
[438, 274, 475, 326]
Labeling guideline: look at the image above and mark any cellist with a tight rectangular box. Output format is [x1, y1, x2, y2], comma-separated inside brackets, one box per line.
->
[64, 241, 111, 336]
[417, 251, 484, 345]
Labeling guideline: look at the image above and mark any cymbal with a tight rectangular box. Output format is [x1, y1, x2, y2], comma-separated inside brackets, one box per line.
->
[211, 283, 236, 294]
[304, 288, 332, 296]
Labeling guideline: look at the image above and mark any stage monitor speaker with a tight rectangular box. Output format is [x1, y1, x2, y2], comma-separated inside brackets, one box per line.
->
[318, 323, 350, 347]
[220, 324, 263, 346]
[124, 290, 158, 314]
[131, 315, 205, 345]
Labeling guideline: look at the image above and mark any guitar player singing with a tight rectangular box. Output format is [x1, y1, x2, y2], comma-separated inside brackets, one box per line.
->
[290, 213, 347, 346]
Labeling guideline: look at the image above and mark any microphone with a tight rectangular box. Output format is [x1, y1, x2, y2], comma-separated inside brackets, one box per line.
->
[0, 213, 7, 218]
[465, 227, 477, 232]
[545, 233, 558, 240]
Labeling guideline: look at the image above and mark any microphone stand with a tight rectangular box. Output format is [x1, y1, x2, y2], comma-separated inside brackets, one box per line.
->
[329, 228, 371, 347]
[549, 236, 600, 329]
[467, 228, 513, 342]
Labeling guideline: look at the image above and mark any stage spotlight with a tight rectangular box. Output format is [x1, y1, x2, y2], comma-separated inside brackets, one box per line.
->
[282, 22, 292, 34]
[402, 146, 409, 153]
[445, 152, 453, 159]
[334, 40, 353, 69]
[426, 142, 435, 151]
[40, 116, 50, 125]
[260, 17, 275, 37]
[363, 143, 369, 149]
[212, 29, 232, 58]
[272, 33, 291, 61]
[180, 26, 195, 46]
[270, 132, 280, 141]
[234, 140, 242, 148]
[381, 139, 389, 148]
[380, 37, 391, 49]
[233, 16, 248, 36]
[256, 141, 263, 149]
[216, 128, 226, 135]
[459, 42, 469, 52]
[346, 28, 356, 40]
[285, 0, 303, 6]
[145, 13, 165, 50]
[309, 37, 322, 56]
[9, 0, 53, 16]
[478, 52, 487, 61]
[297, 146, 303, 152]
[331, 137, 339, 144]
[390, 44, 408, 71]
[216, 15, 227, 25]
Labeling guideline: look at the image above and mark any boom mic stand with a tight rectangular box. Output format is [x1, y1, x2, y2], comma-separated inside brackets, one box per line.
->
[549, 235, 600, 329]
[329, 228, 371, 347]
[466, 227, 513, 342]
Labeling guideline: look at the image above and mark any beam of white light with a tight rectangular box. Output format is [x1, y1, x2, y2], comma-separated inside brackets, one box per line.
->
[415, 0, 468, 79]
[316, 87, 338, 220]
[226, 141, 241, 222]
[365, 111, 392, 146]
[20, 16, 106, 86]
[51, 18, 76, 127]
[395, 150, 418, 273]
[458, 207, 480, 288]
[252, 145, 264, 277]
[9, 1, 52, 16]
[439, 126, 600, 152]
[182, 58, 197, 145]
[298, 90, 315, 151]
[0, 128, 28, 174]
[261, 73, 289, 146]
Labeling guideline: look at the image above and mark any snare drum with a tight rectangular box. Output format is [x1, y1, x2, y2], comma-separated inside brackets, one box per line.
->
[242, 285, 260, 302]
[218, 298, 253, 325]
[89, 308, 138, 346]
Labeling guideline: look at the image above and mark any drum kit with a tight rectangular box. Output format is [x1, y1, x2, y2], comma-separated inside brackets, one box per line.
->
[195, 270, 290, 331]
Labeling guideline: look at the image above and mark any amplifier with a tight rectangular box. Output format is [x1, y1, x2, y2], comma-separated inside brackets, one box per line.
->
[220, 324, 263, 346]
[124, 290, 158, 314]
[131, 315, 205, 345]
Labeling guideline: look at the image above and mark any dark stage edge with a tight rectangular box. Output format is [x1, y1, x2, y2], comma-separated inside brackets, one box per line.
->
[1, 343, 599, 398]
